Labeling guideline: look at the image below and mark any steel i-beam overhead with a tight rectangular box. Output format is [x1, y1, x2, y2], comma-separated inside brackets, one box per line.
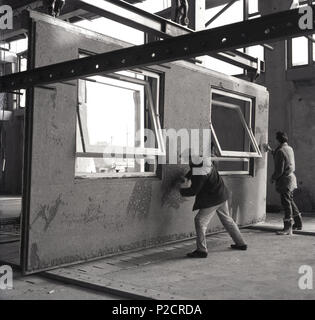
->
[0, 5, 314, 93]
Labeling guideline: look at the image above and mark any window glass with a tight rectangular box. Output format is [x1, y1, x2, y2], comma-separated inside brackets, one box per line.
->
[79, 76, 145, 151]
[211, 92, 252, 154]
[213, 159, 250, 175]
[292, 37, 309, 66]
[248, 0, 259, 14]
[210, 89, 261, 176]
[75, 70, 163, 177]
[9, 38, 28, 54]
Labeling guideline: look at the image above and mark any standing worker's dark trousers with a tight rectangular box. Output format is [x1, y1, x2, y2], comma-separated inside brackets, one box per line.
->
[280, 189, 302, 232]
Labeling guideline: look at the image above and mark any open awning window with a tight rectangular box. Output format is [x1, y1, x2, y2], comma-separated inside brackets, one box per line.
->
[210, 88, 261, 159]
[75, 69, 165, 177]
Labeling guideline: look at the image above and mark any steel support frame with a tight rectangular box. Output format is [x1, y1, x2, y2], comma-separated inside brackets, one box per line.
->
[78, 0, 194, 38]
[1, 0, 263, 73]
[1, 5, 314, 93]
[77, 0, 260, 71]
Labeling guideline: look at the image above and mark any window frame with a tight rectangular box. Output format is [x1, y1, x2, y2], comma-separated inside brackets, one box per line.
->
[287, 0, 315, 69]
[75, 68, 165, 178]
[210, 88, 261, 176]
[16, 53, 27, 109]
[211, 157, 251, 176]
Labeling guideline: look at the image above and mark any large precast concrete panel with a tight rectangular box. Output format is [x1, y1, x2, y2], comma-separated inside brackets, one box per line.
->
[22, 13, 269, 274]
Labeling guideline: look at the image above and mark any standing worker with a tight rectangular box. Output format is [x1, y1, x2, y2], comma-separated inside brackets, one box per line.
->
[265, 131, 303, 235]
[179, 147, 247, 258]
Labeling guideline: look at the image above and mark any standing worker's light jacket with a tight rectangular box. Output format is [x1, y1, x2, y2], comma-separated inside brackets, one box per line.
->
[272, 142, 297, 193]
[180, 158, 229, 211]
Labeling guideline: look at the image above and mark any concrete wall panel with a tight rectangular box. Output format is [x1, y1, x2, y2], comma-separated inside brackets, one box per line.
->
[24, 16, 269, 273]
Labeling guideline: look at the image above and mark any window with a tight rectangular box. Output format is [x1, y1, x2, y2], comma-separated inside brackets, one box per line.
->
[248, 0, 259, 15]
[210, 89, 261, 175]
[17, 55, 27, 108]
[292, 37, 309, 66]
[7, 38, 28, 109]
[11, 55, 27, 109]
[288, 0, 315, 68]
[75, 69, 165, 178]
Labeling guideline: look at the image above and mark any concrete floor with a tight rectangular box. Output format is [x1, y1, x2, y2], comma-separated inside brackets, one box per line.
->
[0, 271, 126, 300]
[45, 228, 315, 300]
[1, 214, 315, 300]
[255, 213, 315, 233]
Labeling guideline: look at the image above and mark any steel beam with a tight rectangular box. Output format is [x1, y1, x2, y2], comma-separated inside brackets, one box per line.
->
[1, 5, 314, 92]
[212, 50, 265, 72]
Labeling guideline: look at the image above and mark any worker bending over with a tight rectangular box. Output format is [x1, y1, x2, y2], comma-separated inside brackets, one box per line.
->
[179, 146, 247, 258]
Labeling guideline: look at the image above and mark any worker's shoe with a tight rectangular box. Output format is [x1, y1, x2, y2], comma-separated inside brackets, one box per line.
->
[186, 250, 208, 258]
[230, 244, 247, 251]
[293, 214, 303, 231]
[276, 219, 293, 235]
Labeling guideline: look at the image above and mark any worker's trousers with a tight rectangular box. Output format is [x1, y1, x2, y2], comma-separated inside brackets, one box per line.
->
[194, 200, 246, 253]
[280, 189, 300, 222]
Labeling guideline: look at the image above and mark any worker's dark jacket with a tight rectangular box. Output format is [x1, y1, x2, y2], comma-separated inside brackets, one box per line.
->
[272, 142, 297, 193]
[180, 161, 229, 211]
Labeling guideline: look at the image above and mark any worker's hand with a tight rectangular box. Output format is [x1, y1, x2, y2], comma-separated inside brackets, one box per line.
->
[263, 143, 272, 152]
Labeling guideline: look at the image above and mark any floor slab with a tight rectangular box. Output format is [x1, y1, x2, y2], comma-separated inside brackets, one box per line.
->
[0, 271, 126, 300]
[44, 229, 315, 300]
[250, 213, 315, 235]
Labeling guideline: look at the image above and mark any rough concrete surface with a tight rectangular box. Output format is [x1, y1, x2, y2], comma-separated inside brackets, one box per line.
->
[1, 215, 315, 300]
[23, 13, 269, 273]
[0, 271, 126, 300]
[42, 228, 315, 300]
[92, 230, 315, 300]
